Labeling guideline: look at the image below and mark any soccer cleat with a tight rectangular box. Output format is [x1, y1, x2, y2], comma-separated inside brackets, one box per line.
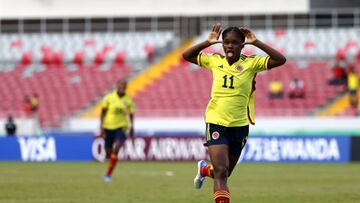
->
[194, 160, 207, 189]
[103, 175, 112, 183]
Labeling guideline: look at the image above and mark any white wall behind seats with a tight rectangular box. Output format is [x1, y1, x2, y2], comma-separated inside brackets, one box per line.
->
[0, 0, 309, 18]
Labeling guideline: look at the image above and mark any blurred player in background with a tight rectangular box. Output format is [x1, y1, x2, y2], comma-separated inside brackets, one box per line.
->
[183, 24, 286, 203]
[347, 66, 359, 108]
[99, 78, 135, 182]
[4, 115, 17, 136]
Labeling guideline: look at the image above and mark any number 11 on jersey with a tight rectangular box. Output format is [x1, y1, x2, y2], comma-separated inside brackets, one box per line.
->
[222, 75, 234, 89]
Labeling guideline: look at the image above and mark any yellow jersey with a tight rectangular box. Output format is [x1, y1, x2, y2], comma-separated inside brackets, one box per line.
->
[197, 53, 269, 127]
[101, 91, 136, 130]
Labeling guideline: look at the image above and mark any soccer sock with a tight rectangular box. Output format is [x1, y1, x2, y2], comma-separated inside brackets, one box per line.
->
[200, 164, 214, 178]
[213, 189, 230, 203]
[106, 153, 118, 176]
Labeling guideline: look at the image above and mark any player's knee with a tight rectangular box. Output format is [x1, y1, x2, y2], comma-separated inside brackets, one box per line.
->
[213, 165, 229, 179]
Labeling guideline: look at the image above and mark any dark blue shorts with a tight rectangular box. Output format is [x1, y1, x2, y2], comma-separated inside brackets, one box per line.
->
[104, 128, 127, 149]
[205, 123, 249, 157]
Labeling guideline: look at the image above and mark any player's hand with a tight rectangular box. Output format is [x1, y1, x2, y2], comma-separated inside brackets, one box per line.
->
[207, 24, 222, 45]
[239, 27, 258, 45]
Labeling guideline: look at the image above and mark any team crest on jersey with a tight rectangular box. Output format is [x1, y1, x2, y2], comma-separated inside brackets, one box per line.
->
[235, 65, 243, 72]
[212, 131, 220, 140]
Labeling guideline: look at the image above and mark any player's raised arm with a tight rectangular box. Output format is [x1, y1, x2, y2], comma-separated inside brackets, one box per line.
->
[182, 24, 222, 64]
[239, 27, 286, 69]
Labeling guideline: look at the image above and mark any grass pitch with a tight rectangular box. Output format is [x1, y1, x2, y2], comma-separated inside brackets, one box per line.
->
[0, 162, 359, 203]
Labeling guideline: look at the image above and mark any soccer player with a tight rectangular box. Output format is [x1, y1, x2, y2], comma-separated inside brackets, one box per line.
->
[99, 78, 135, 182]
[182, 24, 286, 203]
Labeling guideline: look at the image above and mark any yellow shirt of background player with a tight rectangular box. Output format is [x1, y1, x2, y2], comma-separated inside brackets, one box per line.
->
[101, 91, 136, 130]
[348, 72, 359, 90]
[197, 53, 269, 127]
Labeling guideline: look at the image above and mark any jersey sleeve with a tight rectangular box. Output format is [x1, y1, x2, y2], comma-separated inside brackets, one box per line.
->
[197, 52, 213, 69]
[101, 94, 110, 109]
[251, 55, 270, 73]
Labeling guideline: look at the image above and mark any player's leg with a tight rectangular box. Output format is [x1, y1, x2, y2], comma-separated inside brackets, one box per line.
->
[227, 154, 241, 177]
[103, 129, 115, 182]
[104, 129, 114, 159]
[104, 129, 127, 181]
[227, 125, 249, 177]
[105, 140, 124, 179]
[202, 124, 231, 203]
[196, 125, 249, 185]
[200, 160, 214, 178]
[194, 158, 215, 190]
[194, 123, 217, 189]
[113, 140, 125, 154]
[194, 123, 231, 196]
[105, 148, 112, 159]
[198, 149, 242, 183]
[209, 144, 231, 203]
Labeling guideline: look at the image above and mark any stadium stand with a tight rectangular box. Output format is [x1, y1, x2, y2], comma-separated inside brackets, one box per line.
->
[0, 31, 176, 127]
[1, 16, 360, 129]
[133, 28, 360, 118]
[196, 28, 360, 60]
[133, 60, 347, 117]
[1, 27, 359, 128]
[0, 32, 175, 70]
[0, 62, 132, 127]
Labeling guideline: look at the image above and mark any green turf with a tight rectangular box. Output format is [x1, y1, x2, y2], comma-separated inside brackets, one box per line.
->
[0, 162, 359, 203]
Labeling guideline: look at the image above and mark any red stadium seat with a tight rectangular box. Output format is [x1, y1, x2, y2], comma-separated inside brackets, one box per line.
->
[21, 52, 32, 65]
[73, 51, 85, 65]
[94, 52, 105, 65]
[114, 51, 126, 65]
[274, 29, 286, 38]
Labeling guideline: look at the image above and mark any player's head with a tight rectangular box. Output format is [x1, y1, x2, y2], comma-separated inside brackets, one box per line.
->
[7, 115, 13, 122]
[221, 27, 245, 61]
[116, 78, 128, 96]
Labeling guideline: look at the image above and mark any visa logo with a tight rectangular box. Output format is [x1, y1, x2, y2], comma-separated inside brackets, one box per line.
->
[18, 137, 57, 162]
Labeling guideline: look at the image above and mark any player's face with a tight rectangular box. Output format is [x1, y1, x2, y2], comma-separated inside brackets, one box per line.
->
[117, 81, 127, 95]
[222, 32, 244, 62]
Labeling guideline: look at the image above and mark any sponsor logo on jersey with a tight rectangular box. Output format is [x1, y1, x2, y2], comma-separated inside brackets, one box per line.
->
[235, 65, 243, 72]
[212, 131, 220, 140]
